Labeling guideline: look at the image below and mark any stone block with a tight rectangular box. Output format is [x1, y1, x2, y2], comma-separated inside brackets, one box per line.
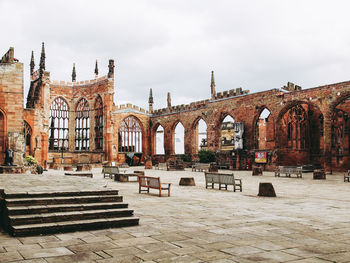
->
[258, 182, 276, 197]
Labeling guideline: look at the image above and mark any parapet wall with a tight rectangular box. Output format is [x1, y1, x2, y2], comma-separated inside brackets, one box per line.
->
[152, 87, 250, 116]
[49, 75, 108, 87]
[114, 103, 149, 114]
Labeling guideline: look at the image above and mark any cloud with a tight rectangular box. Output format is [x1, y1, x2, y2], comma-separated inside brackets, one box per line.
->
[1, 0, 350, 110]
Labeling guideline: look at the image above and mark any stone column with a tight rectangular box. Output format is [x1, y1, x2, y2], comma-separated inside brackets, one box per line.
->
[323, 115, 332, 174]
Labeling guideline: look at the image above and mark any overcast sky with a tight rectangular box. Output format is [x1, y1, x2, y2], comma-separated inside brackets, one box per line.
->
[1, 0, 350, 110]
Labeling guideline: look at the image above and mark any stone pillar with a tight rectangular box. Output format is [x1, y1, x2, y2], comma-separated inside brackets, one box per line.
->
[184, 127, 192, 155]
[323, 116, 332, 174]
[163, 127, 173, 157]
[8, 132, 24, 166]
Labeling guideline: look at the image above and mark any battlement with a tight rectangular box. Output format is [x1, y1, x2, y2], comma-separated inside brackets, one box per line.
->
[49, 75, 108, 87]
[115, 103, 149, 114]
[152, 87, 250, 116]
[214, 87, 249, 99]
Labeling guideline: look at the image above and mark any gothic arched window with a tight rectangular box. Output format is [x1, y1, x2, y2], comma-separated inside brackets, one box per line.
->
[94, 96, 103, 150]
[75, 98, 90, 151]
[49, 97, 69, 151]
[23, 121, 32, 147]
[285, 104, 308, 149]
[118, 116, 142, 153]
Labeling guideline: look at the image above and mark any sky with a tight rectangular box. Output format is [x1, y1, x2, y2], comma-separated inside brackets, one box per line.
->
[1, 0, 350, 110]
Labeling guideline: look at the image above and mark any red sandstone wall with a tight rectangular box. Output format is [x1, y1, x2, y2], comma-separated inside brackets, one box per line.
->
[0, 61, 25, 165]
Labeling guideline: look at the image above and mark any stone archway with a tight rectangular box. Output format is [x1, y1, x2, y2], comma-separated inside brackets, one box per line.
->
[275, 101, 323, 166]
[329, 95, 350, 170]
[191, 117, 208, 154]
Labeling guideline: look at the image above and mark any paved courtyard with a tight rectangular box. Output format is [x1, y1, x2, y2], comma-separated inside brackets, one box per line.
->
[0, 168, 349, 262]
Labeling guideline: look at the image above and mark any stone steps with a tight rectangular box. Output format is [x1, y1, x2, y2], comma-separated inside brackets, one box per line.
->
[1, 190, 139, 236]
[4, 190, 119, 198]
[9, 208, 134, 225]
[11, 217, 139, 237]
[7, 202, 128, 215]
[5, 195, 123, 206]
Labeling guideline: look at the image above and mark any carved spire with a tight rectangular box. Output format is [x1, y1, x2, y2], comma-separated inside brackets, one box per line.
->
[148, 88, 153, 112]
[211, 71, 216, 99]
[72, 63, 76, 82]
[108, 59, 114, 78]
[30, 51, 35, 76]
[94, 59, 98, 78]
[39, 42, 45, 72]
[167, 92, 171, 108]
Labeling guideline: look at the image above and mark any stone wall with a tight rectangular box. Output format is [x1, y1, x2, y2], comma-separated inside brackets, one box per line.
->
[0, 49, 25, 165]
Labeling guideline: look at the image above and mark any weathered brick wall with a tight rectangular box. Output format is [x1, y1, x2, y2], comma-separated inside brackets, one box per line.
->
[151, 82, 350, 171]
[111, 105, 150, 164]
[0, 54, 24, 165]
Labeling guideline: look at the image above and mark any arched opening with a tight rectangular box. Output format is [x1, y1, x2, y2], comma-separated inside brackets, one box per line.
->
[193, 118, 207, 152]
[75, 98, 90, 151]
[0, 110, 5, 164]
[49, 97, 69, 151]
[220, 115, 235, 150]
[255, 108, 271, 149]
[331, 96, 350, 168]
[118, 116, 143, 153]
[277, 102, 322, 166]
[174, 122, 185, 154]
[94, 96, 103, 150]
[155, 125, 165, 155]
[23, 121, 32, 156]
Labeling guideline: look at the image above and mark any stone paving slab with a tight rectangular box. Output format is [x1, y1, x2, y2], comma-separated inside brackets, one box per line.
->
[0, 168, 350, 262]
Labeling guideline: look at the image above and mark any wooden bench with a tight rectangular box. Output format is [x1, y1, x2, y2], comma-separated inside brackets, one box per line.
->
[155, 163, 167, 170]
[275, 166, 303, 178]
[192, 163, 210, 172]
[344, 170, 350, 182]
[102, 166, 120, 179]
[138, 176, 171, 197]
[204, 172, 242, 192]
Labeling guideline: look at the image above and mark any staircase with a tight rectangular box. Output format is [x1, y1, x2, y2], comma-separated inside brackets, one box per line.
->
[0, 190, 139, 237]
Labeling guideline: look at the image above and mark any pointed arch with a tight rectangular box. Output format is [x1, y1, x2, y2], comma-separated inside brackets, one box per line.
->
[75, 98, 90, 151]
[192, 117, 208, 153]
[155, 123, 165, 155]
[173, 121, 185, 154]
[220, 114, 235, 150]
[94, 95, 103, 150]
[275, 101, 323, 166]
[254, 107, 271, 150]
[23, 120, 32, 156]
[49, 97, 69, 151]
[118, 115, 143, 153]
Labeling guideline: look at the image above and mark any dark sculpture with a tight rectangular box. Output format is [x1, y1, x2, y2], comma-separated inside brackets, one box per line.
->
[4, 147, 14, 166]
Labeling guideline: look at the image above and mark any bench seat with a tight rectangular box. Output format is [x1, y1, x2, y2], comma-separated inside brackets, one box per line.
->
[138, 176, 171, 197]
[192, 163, 210, 172]
[275, 166, 303, 178]
[204, 172, 242, 192]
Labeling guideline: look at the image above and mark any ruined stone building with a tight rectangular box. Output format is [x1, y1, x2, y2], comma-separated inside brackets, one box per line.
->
[0, 45, 349, 172]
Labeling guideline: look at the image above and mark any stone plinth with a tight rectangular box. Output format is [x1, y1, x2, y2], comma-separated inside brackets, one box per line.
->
[179, 177, 195, 186]
[252, 166, 263, 176]
[313, 169, 326, 180]
[258, 182, 276, 197]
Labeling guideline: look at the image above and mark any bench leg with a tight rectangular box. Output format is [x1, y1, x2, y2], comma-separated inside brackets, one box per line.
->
[159, 188, 161, 197]
[168, 184, 171, 197]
